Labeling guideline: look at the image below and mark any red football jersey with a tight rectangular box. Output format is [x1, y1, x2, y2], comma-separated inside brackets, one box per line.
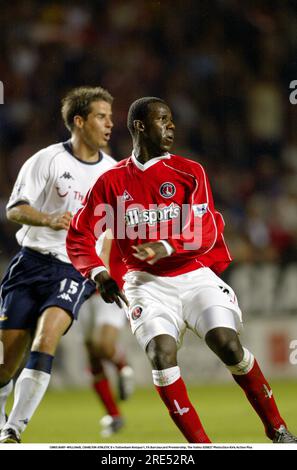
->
[66, 154, 232, 279]
[109, 241, 126, 289]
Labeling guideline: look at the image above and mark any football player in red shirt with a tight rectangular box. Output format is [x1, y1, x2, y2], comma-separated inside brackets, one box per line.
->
[67, 97, 296, 443]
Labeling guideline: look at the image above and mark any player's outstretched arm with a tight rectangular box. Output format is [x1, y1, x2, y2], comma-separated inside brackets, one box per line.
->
[66, 178, 110, 278]
[7, 204, 72, 231]
[94, 270, 128, 308]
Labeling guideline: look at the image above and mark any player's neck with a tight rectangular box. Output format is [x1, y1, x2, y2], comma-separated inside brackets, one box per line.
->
[133, 143, 165, 164]
[70, 136, 100, 163]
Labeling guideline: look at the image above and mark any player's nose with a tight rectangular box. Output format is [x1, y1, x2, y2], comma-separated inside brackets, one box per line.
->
[106, 118, 113, 128]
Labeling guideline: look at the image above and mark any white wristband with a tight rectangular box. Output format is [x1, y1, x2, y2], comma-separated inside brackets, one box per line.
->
[91, 266, 108, 281]
[158, 240, 174, 256]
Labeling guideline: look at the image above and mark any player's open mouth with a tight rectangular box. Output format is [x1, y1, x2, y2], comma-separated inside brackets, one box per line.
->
[165, 134, 174, 143]
[104, 133, 111, 141]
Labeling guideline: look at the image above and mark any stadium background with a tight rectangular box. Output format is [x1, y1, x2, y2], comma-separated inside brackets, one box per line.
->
[1, 0, 297, 443]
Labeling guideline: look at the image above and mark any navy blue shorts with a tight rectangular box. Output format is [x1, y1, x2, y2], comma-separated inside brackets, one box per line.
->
[0, 248, 96, 330]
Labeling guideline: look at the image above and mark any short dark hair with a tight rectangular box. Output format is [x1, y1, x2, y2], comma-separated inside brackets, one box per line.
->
[127, 97, 166, 136]
[61, 86, 113, 131]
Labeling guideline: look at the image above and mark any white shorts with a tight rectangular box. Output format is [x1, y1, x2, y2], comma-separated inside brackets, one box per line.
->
[77, 293, 127, 342]
[123, 268, 243, 351]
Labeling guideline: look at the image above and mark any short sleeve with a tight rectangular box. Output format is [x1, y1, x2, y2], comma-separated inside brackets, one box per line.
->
[7, 151, 51, 210]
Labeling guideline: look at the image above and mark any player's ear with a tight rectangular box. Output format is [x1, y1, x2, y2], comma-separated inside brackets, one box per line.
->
[73, 115, 84, 129]
[134, 120, 145, 133]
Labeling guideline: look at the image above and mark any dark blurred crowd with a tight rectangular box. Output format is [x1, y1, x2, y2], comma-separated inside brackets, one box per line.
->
[1, 0, 297, 264]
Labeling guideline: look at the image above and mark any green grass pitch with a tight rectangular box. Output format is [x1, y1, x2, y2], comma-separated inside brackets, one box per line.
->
[8, 380, 297, 443]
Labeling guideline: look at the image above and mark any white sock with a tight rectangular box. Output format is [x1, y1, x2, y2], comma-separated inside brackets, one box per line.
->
[0, 381, 13, 429]
[4, 368, 51, 434]
[227, 348, 255, 375]
[152, 366, 181, 386]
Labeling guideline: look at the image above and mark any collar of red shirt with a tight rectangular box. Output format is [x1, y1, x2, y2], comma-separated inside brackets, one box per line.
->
[131, 151, 171, 171]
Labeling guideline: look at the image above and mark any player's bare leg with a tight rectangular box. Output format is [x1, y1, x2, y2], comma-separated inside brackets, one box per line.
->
[146, 334, 211, 443]
[205, 324, 296, 442]
[92, 324, 118, 361]
[32, 306, 72, 353]
[92, 324, 134, 401]
[86, 338, 124, 437]
[0, 329, 31, 431]
[0, 307, 71, 443]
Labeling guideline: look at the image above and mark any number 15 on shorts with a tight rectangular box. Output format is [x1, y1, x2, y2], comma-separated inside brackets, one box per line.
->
[58, 278, 79, 302]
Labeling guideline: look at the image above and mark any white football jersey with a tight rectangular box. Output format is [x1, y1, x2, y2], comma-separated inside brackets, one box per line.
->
[7, 141, 116, 263]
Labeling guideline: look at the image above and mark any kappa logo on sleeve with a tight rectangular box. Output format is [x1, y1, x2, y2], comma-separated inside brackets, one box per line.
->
[60, 172, 74, 180]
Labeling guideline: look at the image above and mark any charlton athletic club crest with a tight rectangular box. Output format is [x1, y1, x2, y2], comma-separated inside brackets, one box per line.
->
[160, 182, 176, 198]
[131, 305, 143, 321]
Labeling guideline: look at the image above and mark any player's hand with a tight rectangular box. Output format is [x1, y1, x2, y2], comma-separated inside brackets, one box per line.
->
[94, 271, 129, 309]
[132, 242, 169, 265]
[47, 211, 73, 231]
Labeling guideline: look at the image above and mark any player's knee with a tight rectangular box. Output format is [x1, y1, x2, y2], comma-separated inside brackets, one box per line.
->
[32, 332, 56, 355]
[219, 339, 243, 365]
[205, 328, 243, 365]
[146, 340, 177, 369]
[148, 350, 176, 369]
[94, 340, 115, 360]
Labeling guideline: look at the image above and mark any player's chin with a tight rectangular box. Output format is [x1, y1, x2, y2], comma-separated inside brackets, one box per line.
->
[97, 139, 109, 149]
[89, 141, 102, 152]
[161, 141, 173, 152]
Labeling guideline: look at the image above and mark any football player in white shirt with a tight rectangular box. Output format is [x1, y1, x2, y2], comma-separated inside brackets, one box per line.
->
[0, 86, 132, 443]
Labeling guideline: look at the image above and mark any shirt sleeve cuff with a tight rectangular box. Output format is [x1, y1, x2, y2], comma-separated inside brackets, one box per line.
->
[90, 266, 108, 281]
[158, 240, 175, 256]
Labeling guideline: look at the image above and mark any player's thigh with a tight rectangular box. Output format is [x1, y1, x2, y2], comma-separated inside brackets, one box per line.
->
[78, 294, 126, 343]
[88, 295, 125, 357]
[184, 270, 243, 339]
[93, 323, 119, 347]
[0, 270, 41, 331]
[34, 267, 95, 354]
[32, 307, 72, 355]
[87, 324, 119, 360]
[197, 306, 242, 340]
[0, 329, 32, 382]
[124, 271, 184, 351]
[91, 297, 126, 342]
[76, 295, 96, 342]
[39, 263, 96, 323]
